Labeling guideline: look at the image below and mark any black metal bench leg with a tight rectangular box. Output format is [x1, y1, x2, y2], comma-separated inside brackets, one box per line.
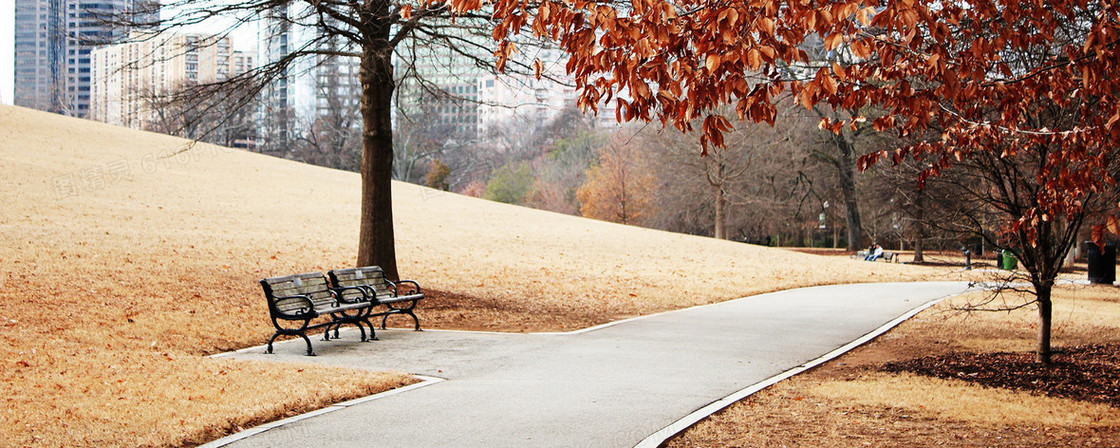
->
[407, 311, 422, 331]
[266, 332, 315, 355]
[355, 321, 369, 342]
[380, 312, 422, 331]
[365, 319, 378, 341]
[300, 333, 316, 356]
[266, 333, 281, 354]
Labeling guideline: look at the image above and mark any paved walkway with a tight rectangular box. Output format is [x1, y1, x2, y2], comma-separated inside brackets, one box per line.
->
[209, 281, 972, 448]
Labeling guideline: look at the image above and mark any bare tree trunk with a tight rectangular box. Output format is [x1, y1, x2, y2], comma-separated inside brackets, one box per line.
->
[837, 142, 863, 251]
[913, 237, 925, 263]
[714, 184, 726, 239]
[812, 107, 865, 251]
[913, 193, 926, 263]
[1036, 283, 1053, 364]
[357, 17, 399, 280]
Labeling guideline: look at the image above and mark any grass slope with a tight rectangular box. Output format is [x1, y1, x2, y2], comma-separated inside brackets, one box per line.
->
[1, 105, 963, 446]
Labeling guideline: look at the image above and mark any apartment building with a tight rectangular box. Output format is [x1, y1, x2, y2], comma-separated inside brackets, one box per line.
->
[13, 0, 155, 117]
[89, 32, 254, 130]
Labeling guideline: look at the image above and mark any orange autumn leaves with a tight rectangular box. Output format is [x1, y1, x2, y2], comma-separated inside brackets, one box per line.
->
[467, 0, 1120, 246]
[576, 132, 658, 226]
[483, 0, 878, 149]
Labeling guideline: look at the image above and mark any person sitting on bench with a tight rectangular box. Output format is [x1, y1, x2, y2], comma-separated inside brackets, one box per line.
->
[865, 243, 884, 261]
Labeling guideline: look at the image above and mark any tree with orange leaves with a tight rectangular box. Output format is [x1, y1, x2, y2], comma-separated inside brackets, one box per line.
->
[576, 132, 659, 225]
[485, 0, 1120, 364]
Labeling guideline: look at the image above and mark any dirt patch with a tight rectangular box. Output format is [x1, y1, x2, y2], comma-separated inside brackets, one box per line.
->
[884, 344, 1120, 408]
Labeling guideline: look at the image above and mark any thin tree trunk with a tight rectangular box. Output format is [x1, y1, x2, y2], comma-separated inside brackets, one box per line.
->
[357, 25, 399, 280]
[836, 139, 863, 250]
[1036, 283, 1053, 364]
[913, 193, 925, 263]
[714, 184, 726, 239]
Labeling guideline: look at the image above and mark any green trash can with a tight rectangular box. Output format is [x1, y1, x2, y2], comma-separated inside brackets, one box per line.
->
[1001, 249, 1018, 270]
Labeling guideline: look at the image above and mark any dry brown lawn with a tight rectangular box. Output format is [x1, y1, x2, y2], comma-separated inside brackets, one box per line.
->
[0, 104, 1046, 447]
[666, 284, 1120, 448]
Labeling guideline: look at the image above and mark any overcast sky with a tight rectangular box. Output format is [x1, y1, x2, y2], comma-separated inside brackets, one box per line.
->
[2, 0, 14, 105]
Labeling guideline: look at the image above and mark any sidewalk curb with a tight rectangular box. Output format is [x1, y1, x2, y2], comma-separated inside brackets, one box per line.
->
[197, 375, 446, 448]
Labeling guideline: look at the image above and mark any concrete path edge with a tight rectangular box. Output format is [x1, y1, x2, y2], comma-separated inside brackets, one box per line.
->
[197, 375, 446, 448]
[632, 290, 959, 448]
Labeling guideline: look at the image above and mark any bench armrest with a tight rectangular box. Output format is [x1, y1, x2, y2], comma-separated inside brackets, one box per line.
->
[332, 285, 370, 304]
[270, 294, 319, 319]
[389, 279, 422, 296]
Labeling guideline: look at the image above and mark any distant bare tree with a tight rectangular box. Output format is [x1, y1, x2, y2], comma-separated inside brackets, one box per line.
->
[142, 80, 257, 147]
[644, 114, 797, 240]
[638, 101, 823, 243]
[393, 96, 464, 183]
[807, 105, 875, 250]
[289, 47, 364, 171]
[523, 108, 601, 214]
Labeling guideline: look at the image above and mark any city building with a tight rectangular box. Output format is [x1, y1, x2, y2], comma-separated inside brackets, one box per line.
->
[254, 12, 588, 153]
[13, 0, 156, 117]
[89, 31, 254, 130]
[476, 46, 583, 138]
[256, 6, 364, 154]
[394, 31, 590, 142]
[394, 29, 487, 140]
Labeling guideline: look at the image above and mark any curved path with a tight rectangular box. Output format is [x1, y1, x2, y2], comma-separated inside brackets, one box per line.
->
[209, 281, 972, 448]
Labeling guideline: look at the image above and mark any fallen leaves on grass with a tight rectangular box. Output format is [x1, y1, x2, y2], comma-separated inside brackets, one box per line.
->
[883, 344, 1120, 408]
[667, 285, 1120, 448]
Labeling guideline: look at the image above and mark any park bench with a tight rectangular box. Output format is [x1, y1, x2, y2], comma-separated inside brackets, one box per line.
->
[260, 271, 377, 356]
[852, 250, 898, 262]
[328, 266, 424, 333]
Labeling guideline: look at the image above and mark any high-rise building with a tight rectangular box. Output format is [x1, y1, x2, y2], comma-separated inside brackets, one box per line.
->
[255, 12, 582, 154]
[476, 47, 581, 137]
[232, 51, 255, 79]
[12, 0, 155, 117]
[394, 26, 490, 141]
[402, 37, 593, 141]
[255, 6, 364, 156]
[89, 31, 254, 130]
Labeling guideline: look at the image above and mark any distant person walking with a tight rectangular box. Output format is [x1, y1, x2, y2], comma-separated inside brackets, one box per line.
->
[865, 243, 884, 261]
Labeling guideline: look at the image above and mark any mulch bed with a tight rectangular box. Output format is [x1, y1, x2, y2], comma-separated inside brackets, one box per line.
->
[883, 344, 1120, 407]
